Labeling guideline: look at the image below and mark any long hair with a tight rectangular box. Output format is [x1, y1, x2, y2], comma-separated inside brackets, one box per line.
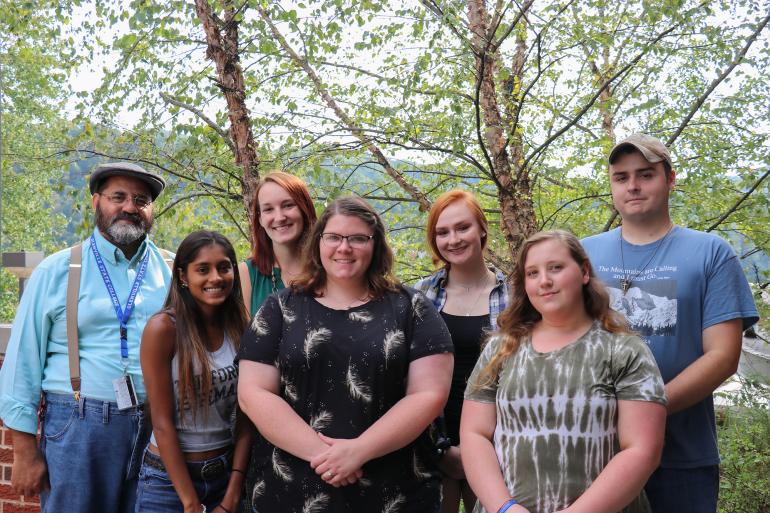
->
[250, 171, 317, 276]
[476, 230, 629, 388]
[294, 196, 399, 298]
[160, 230, 249, 421]
[426, 189, 489, 268]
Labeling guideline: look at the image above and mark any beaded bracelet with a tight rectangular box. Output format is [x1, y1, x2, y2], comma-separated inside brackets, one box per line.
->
[497, 498, 518, 513]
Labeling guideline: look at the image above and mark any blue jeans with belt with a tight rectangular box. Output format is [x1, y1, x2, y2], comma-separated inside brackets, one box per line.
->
[136, 447, 238, 513]
[40, 392, 148, 513]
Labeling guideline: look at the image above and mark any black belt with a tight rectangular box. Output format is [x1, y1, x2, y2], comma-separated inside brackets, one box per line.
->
[143, 449, 231, 480]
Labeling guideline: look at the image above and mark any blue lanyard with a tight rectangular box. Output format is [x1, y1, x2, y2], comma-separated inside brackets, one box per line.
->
[90, 235, 150, 362]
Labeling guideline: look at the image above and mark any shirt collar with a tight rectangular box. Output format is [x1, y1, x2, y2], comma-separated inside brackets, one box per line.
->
[92, 228, 150, 266]
[434, 267, 449, 288]
[437, 265, 507, 287]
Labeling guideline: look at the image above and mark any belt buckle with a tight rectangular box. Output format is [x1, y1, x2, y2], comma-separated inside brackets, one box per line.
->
[200, 458, 225, 480]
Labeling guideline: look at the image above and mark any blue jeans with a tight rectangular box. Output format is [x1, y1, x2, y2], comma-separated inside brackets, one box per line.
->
[644, 465, 719, 513]
[40, 392, 148, 513]
[136, 447, 237, 513]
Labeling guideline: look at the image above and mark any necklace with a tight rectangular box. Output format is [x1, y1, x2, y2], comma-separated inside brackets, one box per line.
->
[619, 224, 674, 294]
[450, 270, 492, 316]
[322, 289, 371, 310]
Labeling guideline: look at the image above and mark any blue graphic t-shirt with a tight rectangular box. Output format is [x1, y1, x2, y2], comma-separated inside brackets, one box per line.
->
[582, 226, 758, 468]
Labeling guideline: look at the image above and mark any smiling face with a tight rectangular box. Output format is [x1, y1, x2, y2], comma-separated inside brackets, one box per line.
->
[609, 150, 675, 225]
[319, 214, 374, 286]
[523, 239, 590, 320]
[434, 200, 486, 268]
[257, 181, 305, 248]
[92, 176, 154, 246]
[180, 244, 235, 313]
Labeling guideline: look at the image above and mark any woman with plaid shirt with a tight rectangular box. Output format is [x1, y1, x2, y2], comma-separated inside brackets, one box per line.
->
[414, 190, 509, 513]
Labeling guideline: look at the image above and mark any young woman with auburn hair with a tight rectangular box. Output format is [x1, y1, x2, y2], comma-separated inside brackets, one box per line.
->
[137, 231, 251, 513]
[461, 230, 667, 513]
[238, 196, 454, 512]
[239, 171, 317, 316]
[237, 171, 317, 510]
[414, 189, 509, 513]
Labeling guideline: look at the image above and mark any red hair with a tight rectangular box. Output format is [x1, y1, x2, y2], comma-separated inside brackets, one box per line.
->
[250, 171, 317, 276]
[426, 189, 489, 268]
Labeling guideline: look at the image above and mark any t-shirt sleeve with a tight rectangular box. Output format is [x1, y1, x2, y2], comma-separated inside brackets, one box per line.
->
[407, 289, 454, 361]
[703, 240, 759, 331]
[463, 337, 501, 404]
[238, 291, 284, 365]
[612, 334, 668, 406]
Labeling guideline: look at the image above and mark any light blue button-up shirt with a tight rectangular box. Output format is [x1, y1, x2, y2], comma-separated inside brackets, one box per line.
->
[0, 229, 173, 434]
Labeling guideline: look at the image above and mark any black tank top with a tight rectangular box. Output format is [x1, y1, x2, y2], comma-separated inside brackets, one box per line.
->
[440, 311, 489, 444]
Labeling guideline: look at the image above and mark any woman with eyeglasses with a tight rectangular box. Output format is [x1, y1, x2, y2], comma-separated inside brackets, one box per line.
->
[414, 190, 509, 513]
[239, 171, 317, 316]
[238, 196, 454, 512]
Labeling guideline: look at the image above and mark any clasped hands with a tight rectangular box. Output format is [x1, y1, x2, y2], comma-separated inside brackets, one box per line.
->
[310, 433, 366, 488]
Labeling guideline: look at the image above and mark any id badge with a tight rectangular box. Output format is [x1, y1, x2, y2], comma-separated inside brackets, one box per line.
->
[113, 374, 139, 410]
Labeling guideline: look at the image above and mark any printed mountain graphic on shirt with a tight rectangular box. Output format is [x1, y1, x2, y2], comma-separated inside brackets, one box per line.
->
[607, 281, 677, 336]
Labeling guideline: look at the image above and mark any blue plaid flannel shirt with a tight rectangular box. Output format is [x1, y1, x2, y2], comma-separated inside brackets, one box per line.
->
[413, 266, 509, 330]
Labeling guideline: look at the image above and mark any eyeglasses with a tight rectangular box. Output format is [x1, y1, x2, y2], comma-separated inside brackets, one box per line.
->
[320, 233, 373, 248]
[100, 192, 153, 209]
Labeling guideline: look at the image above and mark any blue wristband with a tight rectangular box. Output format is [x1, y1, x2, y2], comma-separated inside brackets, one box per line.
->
[497, 498, 518, 513]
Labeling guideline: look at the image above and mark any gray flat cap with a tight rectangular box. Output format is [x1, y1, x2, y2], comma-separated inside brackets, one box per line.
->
[89, 162, 166, 200]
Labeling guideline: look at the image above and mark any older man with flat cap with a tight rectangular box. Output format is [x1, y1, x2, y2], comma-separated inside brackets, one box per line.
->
[0, 162, 173, 513]
[582, 135, 758, 513]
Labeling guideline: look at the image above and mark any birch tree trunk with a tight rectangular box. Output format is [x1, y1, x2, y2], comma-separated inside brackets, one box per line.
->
[468, 0, 537, 258]
[194, 0, 260, 228]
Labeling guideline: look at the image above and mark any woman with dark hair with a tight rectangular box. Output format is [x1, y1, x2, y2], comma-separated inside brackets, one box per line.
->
[415, 190, 509, 513]
[462, 230, 667, 513]
[137, 231, 251, 513]
[239, 171, 317, 315]
[238, 196, 454, 512]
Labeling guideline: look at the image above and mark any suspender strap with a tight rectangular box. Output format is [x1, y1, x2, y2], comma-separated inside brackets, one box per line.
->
[65, 243, 173, 400]
[239, 262, 252, 315]
[66, 244, 83, 400]
[160, 249, 174, 269]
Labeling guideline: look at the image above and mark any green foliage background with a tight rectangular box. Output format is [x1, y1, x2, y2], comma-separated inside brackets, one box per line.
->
[1, 3, 769, 509]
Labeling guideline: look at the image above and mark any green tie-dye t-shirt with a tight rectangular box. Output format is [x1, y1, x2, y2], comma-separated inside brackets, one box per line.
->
[465, 322, 666, 513]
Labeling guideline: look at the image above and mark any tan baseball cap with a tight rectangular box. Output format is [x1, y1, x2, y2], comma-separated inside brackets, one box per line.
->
[608, 134, 673, 168]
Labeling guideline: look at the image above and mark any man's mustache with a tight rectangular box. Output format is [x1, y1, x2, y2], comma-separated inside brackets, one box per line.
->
[112, 212, 143, 225]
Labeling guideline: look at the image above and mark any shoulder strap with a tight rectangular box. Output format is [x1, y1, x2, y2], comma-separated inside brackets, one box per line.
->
[159, 248, 174, 269]
[66, 244, 173, 400]
[239, 261, 252, 315]
[66, 244, 83, 400]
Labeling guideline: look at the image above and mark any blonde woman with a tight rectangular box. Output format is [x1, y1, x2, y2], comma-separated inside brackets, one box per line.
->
[462, 231, 666, 513]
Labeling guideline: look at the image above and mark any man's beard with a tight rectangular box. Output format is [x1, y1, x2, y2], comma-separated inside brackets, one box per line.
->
[95, 205, 153, 246]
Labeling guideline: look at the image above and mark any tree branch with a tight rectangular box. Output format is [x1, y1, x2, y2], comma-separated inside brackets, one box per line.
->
[160, 92, 234, 151]
[706, 168, 770, 232]
[667, 10, 770, 146]
[256, 5, 432, 211]
[523, 21, 682, 170]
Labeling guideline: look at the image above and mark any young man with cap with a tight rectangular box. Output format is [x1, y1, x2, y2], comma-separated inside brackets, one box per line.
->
[581, 134, 758, 513]
[0, 162, 173, 513]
